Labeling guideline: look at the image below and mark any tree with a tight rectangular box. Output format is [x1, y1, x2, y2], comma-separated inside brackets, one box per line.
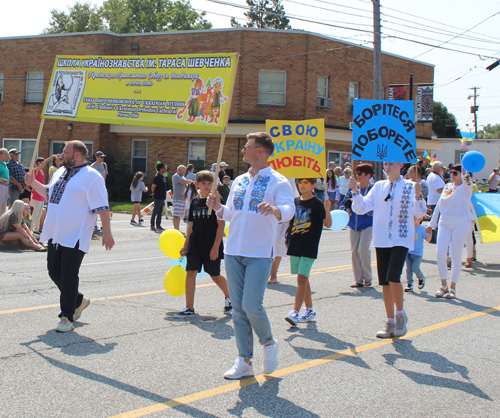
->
[43, 2, 106, 34]
[477, 123, 500, 139]
[432, 101, 459, 137]
[231, 0, 291, 30]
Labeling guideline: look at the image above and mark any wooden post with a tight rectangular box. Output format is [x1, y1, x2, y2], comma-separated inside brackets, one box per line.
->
[208, 54, 240, 215]
[28, 118, 46, 175]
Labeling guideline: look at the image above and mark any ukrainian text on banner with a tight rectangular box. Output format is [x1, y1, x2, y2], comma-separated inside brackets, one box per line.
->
[266, 119, 326, 177]
[351, 99, 417, 163]
[388, 85, 406, 100]
[42, 54, 237, 133]
[417, 84, 433, 122]
[471, 194, 500, 244]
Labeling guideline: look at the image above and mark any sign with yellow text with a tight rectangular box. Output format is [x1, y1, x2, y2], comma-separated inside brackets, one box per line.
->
[266, 119, 326, 177]
[42, 54, 238, 133]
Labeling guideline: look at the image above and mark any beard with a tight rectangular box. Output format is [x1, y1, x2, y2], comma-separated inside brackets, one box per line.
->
[62, 155, 76, 169]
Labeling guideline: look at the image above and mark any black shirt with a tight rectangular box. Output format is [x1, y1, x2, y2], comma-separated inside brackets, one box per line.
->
[287, 196, 326, 259]
[187, 197, 224, 258]
[153, 173, 167, 200]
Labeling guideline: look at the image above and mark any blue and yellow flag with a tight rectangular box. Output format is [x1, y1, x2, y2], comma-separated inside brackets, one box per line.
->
[471, 194, 500, 243]
[422, 149, 429, 160]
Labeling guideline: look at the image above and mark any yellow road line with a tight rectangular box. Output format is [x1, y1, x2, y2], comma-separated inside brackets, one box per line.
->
[0, 263, 375, 316]
[110, 304, 500, 418]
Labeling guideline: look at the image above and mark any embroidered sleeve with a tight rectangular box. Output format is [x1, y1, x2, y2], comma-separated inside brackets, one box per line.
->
[91, 206, 110, 214]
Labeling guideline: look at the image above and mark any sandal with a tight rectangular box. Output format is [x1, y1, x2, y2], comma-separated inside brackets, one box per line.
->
[350, 282, 364, 288]
[444, 288, 456, 299]
[435, 286, 448, 298]
[267, 277, 278, 284]
[364, 279, 372, 287]
[35, 246, 47, 252]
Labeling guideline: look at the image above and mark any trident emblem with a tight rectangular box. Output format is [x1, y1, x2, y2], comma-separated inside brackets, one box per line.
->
[377, 144, 388, 159]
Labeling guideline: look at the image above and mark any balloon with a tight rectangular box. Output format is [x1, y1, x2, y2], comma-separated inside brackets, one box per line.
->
[329, 209, 349, 231]
[462, 151, 485, 173]
[158, 229, 185, 258]
[170, 256, 208, 278]
[196, 267, 208, 279]
[224, 222, 230, 237]
[163, 265, 187, 297]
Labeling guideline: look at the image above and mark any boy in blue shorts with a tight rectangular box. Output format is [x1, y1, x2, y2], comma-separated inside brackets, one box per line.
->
[285, 178, 332, 326]
[405, 216, 432, 292]
[175, 170, 232, 318]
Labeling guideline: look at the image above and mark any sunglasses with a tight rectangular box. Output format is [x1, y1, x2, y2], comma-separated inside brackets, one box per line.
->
[355, 172, 363, 176]
[451, 170, 460, 176]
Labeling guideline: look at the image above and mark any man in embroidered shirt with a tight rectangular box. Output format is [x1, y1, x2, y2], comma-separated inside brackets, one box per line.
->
[25, 140, 114, 333]
[349, 161, 426, 339]
[207, 132, 295, 380]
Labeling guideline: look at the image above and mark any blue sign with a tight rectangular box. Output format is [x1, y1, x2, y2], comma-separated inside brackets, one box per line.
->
[351, 99, 417, 163]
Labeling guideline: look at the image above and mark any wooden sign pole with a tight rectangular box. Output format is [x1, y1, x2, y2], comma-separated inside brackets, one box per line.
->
[28, 118, 46, 175]
[208, 54, 240, 215]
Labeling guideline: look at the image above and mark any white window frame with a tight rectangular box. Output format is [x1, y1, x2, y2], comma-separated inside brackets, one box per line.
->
[258, 70, 286, 106]
[327, 150, 352, 169]
[50, 140, 94, 164]
[349, 82, 359, 104]
[455, 150, 467, 165]
[26, 72, 44, 103]
[0, 73, 4, 103]
[317, 76, 328, 98]
[131, 139, 148, 174]
[188, 139, 206, 170]
[3, 138, 37, 168]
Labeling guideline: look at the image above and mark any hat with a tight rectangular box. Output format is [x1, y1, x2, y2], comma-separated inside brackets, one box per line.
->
[9, 148, 20, 155]
[452, 164, 462, 172]
[211, 163, 217, 171]
[220, 162, 228, 167]
[95, 151, 106, 157]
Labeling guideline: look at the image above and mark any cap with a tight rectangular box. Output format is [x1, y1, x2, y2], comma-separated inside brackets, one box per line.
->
[211, 163, 217, 170]
[220, 162, 228, 167]
[95, 151, 106, 157]
[8, 148, 20, 155]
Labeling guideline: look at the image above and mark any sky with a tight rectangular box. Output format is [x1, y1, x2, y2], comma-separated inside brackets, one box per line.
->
[1, 0, 500, 132]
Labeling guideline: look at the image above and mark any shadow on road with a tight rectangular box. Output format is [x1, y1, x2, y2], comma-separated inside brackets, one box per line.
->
[164, 313, 235, 340]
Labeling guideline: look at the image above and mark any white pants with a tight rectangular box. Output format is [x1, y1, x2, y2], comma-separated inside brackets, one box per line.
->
[0, 184, 8, 216]
[465, 221, 475, 258]
[349, 227, 372, 284]
[31, 200, 44, 232]
[436, 221, 471, 283]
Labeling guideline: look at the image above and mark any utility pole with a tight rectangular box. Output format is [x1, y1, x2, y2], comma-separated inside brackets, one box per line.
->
[372, 0, 383, 179]
[468, 87, 480, 134]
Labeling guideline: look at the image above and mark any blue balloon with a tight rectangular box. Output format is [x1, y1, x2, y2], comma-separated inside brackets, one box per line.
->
[462, 151, 485, 173]
[169, 256, 208, 278]
[329, 209, 349, 231]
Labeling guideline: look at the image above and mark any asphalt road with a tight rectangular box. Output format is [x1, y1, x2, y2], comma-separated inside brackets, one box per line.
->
[1, 213, 499, 418]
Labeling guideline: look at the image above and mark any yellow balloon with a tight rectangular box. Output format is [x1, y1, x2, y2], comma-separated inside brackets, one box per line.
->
[224, 222, 230, 237]
[163, 266, 187, 297]
[158, 229, 185, 258]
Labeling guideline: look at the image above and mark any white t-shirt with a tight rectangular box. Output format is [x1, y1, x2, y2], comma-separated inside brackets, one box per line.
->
[41, 164, 109, 253]
[426, 172, 445, 205]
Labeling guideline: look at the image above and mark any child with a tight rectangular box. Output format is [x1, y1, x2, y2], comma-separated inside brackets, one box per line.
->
[217, 175, 231, 204]
[183, 182, 199, 229]
[405, 217, 432, 292]
[130, 172, 148, 225]
[175, 170, 232, 318]
[285, 178, 332, 326]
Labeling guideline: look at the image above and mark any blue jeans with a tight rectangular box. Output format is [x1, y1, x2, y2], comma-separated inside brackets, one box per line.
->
[151, 199, 165, 228]
[314, 190, 325, 203]
[406, 253, 424, 286]
[225, 255, 274, 359]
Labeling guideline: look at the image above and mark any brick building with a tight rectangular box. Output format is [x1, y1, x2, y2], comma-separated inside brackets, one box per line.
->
[0, 28, 437, 182]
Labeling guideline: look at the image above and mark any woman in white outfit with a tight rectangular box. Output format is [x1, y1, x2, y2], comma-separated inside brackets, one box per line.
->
[426, 165, 473, 299]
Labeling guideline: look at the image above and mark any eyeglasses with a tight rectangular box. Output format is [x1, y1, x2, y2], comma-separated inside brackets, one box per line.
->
[355, 172, 363, 176]
[451, 170, 460, 176]
[242, 145, 262, 151]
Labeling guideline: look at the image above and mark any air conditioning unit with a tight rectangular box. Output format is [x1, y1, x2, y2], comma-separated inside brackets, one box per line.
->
[317, 97, 333, 109]
[0, 92, 3, 103]
[349, 122, 354, 130]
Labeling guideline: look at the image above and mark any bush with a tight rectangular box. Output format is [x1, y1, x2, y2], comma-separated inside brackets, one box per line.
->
[105, 151, 134, 201]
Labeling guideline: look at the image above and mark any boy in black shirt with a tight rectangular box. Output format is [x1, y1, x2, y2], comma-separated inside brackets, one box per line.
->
[285, 178, 332, 326]
[151, 163, 167, 231]
[175, 170, 232, 318]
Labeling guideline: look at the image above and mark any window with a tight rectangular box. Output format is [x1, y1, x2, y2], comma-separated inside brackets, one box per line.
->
[3, 139, 37, 168]
[188, 140, 206, 172]
[0, 73, 4, 103]
[50, 140, 94, 164]
[349, 82, 359, 104]
[327, 151, 352, 169]
[455, 150, 467, 164]
[131, 139, 148, 174]
[26, 72, 44, 103]
[258, 70, 286, 105]
[317, 76, 328, 98]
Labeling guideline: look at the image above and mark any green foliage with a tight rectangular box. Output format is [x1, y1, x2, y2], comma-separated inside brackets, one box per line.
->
[43, 0, 211, 34]
[231, 0, 291, 30]
[477, 123, 500, 139]
[105, 151, 135, 201]
[433, 101, 459, 138]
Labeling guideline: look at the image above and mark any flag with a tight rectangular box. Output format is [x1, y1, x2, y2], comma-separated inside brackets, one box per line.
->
[471, 194, 500, 243]
[460, 131, 477, 141]
[388, 85, 406, 100]
[430, 153, 437, 163]
[460, 142, 471, 151]
[417, 84, 434, 122]
[422, 149, 430, 160]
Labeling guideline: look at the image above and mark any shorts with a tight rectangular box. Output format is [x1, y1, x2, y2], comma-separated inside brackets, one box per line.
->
[8, 187, 20, 205]
[290, 256, 315, 278]
[186, 254, 221, 277]
[173, 200, 185, 217]
[375, 246, 409, 286]
[19, 189, 31, 200]
[132, 201, 141, 204]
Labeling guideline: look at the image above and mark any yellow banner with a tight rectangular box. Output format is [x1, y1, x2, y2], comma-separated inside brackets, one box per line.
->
[42, 54, 238, 133]
[266, 119, 326, 177]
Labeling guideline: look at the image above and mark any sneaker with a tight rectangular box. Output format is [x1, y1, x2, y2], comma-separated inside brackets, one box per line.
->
[73, 297, 90, 321]
[93, 226, 99, 232]
[418, 277, 425, 290]
[376, 321, 395, 339]
[150, 227, 157, 231]
[285, 310, 299, 326]
[263, 338, 279, 374]
[394, 312, 408, 337]
[157, 226, 165, 231]
[130, 220, 138, 225]
[174, 307, 195, 319]
[224, 357, 254, 380]
[298, 308, 316, 323]
[56, 317, 74, 333]
[224, 298, 233, 315]
[139, 218, 144, 223]
[404, 284, 413, 292]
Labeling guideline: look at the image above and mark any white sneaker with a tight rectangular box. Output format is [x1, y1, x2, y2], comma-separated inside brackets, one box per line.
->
[263, 338, 279, 374]
[73, 297, 90, 321]
[285, 310, 299, 326]
[56, 317, 74, 333]
[224, 357, 254, 379]
[298, 308, 316, 323]
[394, 312, 408, 337]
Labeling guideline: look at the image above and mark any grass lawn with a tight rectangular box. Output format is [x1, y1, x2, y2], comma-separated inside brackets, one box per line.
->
[109, 201, 149, 213]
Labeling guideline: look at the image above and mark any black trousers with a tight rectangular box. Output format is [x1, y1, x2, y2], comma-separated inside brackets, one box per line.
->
[47, 239, 86, 322]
